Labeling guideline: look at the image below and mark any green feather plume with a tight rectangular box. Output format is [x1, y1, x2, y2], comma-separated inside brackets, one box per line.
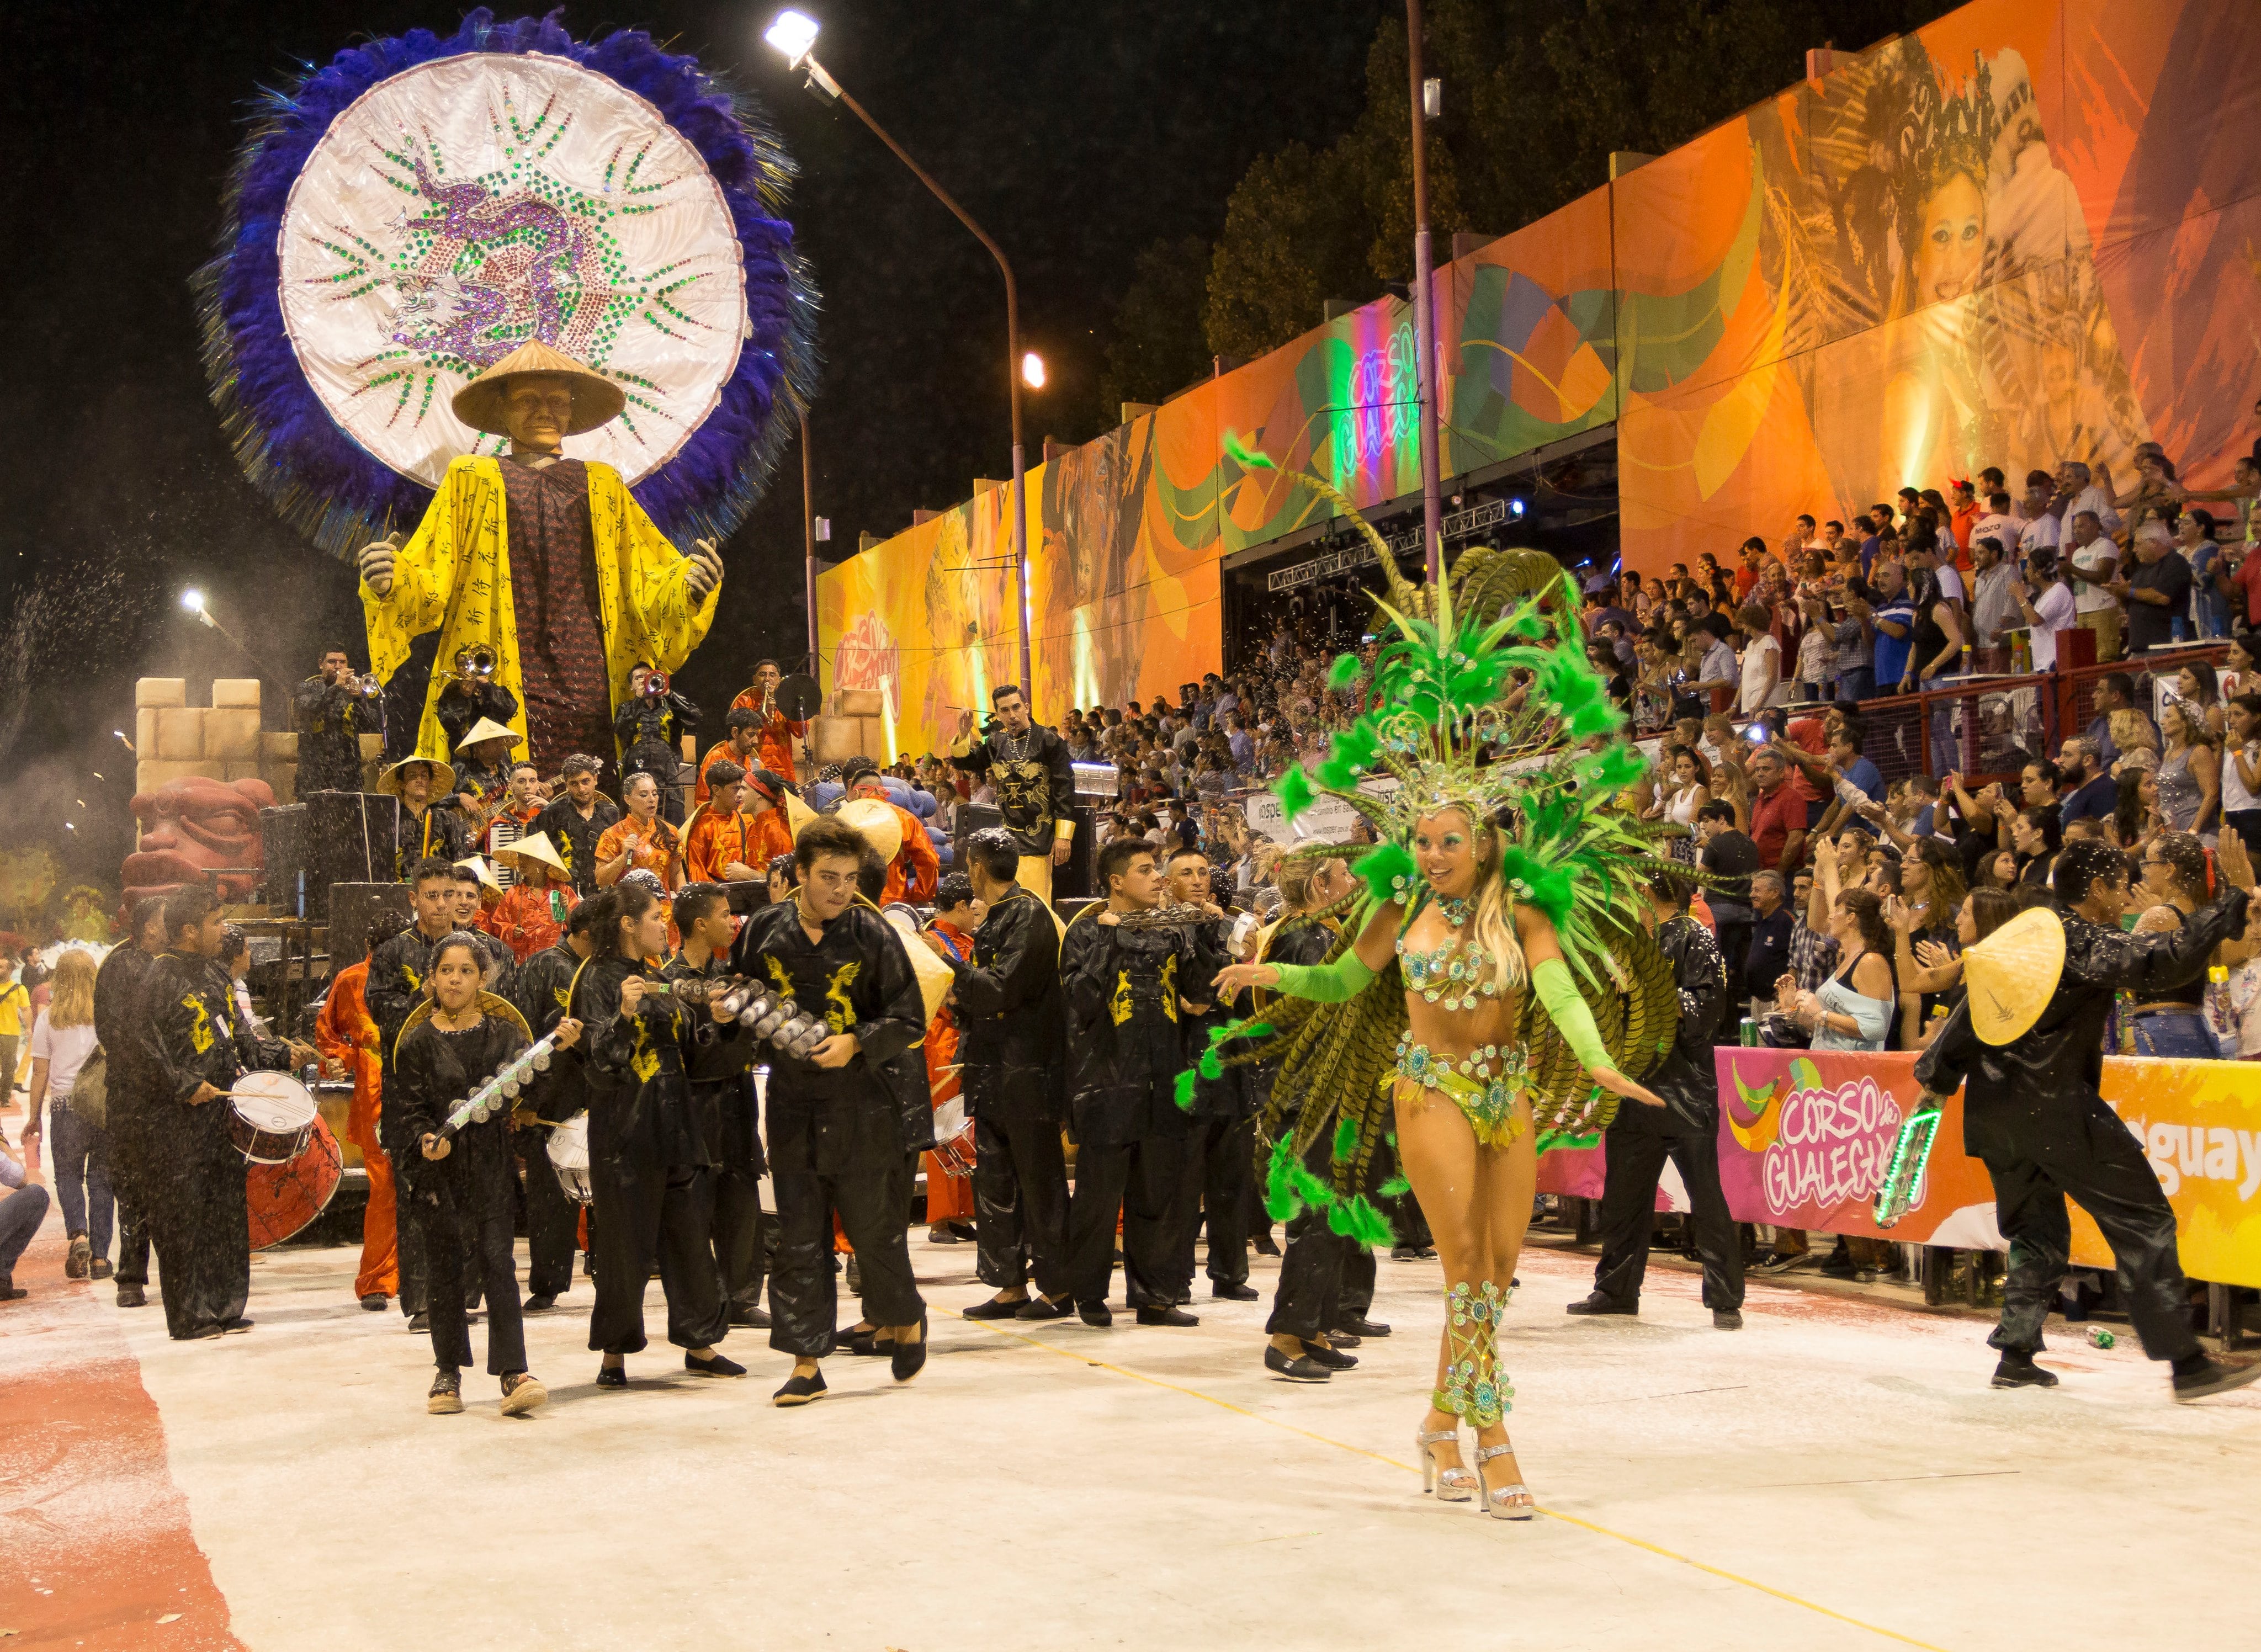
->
[1352, 841, 1416, 904]
[1326, 651, 1363, 690]
[1172, 1067, 1197, 1112]
[1275, 764, 1315, 821]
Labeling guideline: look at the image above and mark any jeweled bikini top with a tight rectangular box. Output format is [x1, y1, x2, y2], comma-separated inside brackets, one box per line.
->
[1395, 895, 1503, 1013]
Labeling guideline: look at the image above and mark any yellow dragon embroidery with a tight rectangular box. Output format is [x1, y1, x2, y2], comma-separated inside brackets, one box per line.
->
[1110, 970, 1134, 1027]
[822, 963, 861, 1033]
[184, 994, 215, 1055]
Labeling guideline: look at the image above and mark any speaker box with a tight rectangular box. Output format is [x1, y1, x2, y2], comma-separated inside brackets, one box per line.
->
[304, 792, 400, 897]
[328, 881, 415, 966]
[956, 804, 1096, 901]
[258, 805, 310, 917]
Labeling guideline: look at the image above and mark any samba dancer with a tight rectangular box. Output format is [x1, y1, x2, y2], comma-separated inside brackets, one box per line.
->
[939, 829, 1074, 1321]
[1914, 838, 2261, 1400]
[949, 684, 1077, 904]
[664, 884, 770, 1330]
[509, 898, 606, 1312]
[143, 886, 316, 1340]
[394, 932, 582, 1416]
[1203, 462, 1674, 1521]
[1061, 837, 1219, 1327]
[730, 817, 932, 1405]
[570, 884, 745, 1386]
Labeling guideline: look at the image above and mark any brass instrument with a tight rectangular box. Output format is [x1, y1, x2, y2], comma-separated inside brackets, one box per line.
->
[440, 645, 497, 686]
[641, 668, 671, 699]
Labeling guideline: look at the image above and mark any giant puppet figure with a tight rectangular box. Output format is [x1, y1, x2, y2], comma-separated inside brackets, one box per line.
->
[197, 13, 816, 773]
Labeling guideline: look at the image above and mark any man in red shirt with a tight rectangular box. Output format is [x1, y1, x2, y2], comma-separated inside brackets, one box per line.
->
[1744, 746, 1809, 877]
[2220, 541, 2261, 629]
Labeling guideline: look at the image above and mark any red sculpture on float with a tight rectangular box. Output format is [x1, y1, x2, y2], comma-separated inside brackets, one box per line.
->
[123, 777, 272, 911]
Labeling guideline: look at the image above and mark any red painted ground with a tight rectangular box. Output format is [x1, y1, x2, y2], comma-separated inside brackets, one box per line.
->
[0, 1219, 246, 1651]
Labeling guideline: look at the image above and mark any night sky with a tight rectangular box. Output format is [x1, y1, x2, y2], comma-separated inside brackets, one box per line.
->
[0, 0, 1384, 889]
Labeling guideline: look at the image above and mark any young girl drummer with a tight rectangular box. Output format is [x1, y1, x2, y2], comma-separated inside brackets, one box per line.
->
[394, 932, 582, 1416]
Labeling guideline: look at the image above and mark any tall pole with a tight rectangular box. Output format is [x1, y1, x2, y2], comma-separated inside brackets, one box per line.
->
[1406, 0, 1443, 587]
[800, 407, 819, 692]
[824, 81, 1033, 699]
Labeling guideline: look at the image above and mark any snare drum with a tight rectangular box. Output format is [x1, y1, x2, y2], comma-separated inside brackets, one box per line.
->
[246, 1116, 343, 1249]
[928, 1093, 975, 1180]
[227, 1072, 319, 1165]
[546, 1112, 593, 1205]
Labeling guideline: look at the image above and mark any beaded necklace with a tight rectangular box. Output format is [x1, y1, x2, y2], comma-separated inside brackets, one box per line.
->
[1395, 892, 1502, 1012]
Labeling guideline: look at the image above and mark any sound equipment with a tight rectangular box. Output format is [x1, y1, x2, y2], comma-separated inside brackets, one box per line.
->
[303, 792, 401, 912]
[328, 881, 414, 965]
[775, 673, 822, 720]
[258, 805, 310, 916]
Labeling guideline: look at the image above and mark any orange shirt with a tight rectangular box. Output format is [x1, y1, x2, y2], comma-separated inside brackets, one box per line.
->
[596, 815, 682, 890]
[313, 961, 381, 1154]
[684, 806, 753, 885]
[878, 800, 941, 904]
[727, 693, 807, 784]
[488, 881, 579, 961]
[694, 739, 766, 804]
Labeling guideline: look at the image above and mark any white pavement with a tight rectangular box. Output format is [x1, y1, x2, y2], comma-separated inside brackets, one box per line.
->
[50, 1229, 2261, 1650]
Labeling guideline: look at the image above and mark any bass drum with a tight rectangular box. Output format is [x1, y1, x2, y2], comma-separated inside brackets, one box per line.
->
[246, 1113, 344, 1249]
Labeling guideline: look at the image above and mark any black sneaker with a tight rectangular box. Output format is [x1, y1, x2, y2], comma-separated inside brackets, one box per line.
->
[686, 1350, 747, 1378]
[1135, 1305, 1199, 1327]
[773, 1369, 827, 1407]
[1713, 1309, 1744, 1330]
[359, 1293, 388, 1312]
[1211, 1281, 1259, 1301]
[1326, 1329, 1362, 1349]
[522, 1293, 558, 1313]
[1264, 1343, 1331, 1383]
[116, 1283, 147, 1308]
[427, 1369, 464, 1414]
[0, 1276, 24, 1302]
[407, 1311, 431, 1333]
[221, 1318, 254, 1334]
[2172, 1355, 2261, 1404]
[1991, 1353, 2060, 1389]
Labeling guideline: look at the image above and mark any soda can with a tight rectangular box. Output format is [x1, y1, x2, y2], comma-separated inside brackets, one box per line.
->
[1739, 1017, 1759, 1047]
[2087, 1327, 2115, 1350]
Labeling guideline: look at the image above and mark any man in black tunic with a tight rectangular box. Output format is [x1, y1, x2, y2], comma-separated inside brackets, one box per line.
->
[731, 817, 932, 1404]
[533, 755, 623, 899]
[293, 646, 379, 795]
[1164, 846, 1255, 1303]
[949, 684, 1078, 903]
[92, 898, 167, 1308]
[665, 883, 769, 1329]
[367, 858, 470, 1329]
[1567, 869, 1745, 1329]
[1060, 837, 1216, 1327]
[941, 828, 1074, 1322]
[142, 887, 309, 1340]
[508, 899, 603, 1310]
[1916, 841, 2259, 1400]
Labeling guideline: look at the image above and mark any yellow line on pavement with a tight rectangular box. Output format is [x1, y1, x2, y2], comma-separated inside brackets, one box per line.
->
[940, 1309, 1954, 1652]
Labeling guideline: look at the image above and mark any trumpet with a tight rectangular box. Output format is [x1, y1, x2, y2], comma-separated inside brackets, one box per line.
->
[449, 645, 497, 683]
[354, 672, 384, 698]
[641, 669, 671, 699]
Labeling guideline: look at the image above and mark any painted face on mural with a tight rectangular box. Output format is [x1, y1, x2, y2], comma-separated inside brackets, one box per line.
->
[1913, 170, 1986, 306]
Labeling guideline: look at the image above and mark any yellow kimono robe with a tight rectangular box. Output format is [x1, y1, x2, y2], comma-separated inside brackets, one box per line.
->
[360, 456, 719, 763]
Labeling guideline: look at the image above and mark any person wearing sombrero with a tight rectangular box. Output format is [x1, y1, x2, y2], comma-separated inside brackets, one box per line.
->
[449, 718, 522, 833]
[379, 756, 469, 880]
[1915, 837, 2261, 1401]
[485, 832, 579, 964]
[354, 341, 724, 777]
[841, 761, 939, 904]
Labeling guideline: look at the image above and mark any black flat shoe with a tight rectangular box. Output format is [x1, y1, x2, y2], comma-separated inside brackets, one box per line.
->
[1251, 1235, 1281, 1257]
[773, 1370, 827, 1406]
[1264, 1343, 1331, 1382]
[407, 1311, 431, 1332]
[1564, 1292, 1637, 1317]
[2173, 1355, 2261, 1403]
[686, 1350, 747, 1378]
[1324, 1329, 1361, 1348]
[596, 1363, 628, 1388]
[115, 1284, 147, 1308]
[522, 1293, 558, 1313]
[1299, 1338, 1356, 1369]
[1135, 1305, 1198, 1327]
[182, 1324, 226, 1341]
[961, 1297, 1029, 1321]
[1713, 1309, 1744, 1330]
[891, 1313, 930, 1383]
[1991, 1353, 2058, 1389]
[835, 1324, 881, 1357]
[1076, 1300, 1113, 1327]
[359, 1293, 389, 1312]
[729, 1306, 772, 1329]
[1211, 1281, 1259, 1301]
[1017, 1295, 1074, 1320]
[1335, 1315, 1390, 1338]
[222, 1318, 254, 1334]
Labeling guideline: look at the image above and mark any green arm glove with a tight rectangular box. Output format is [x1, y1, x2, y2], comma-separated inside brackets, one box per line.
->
[1531, 958, 1612, 1072]
[1270, 952, 1378, 1003]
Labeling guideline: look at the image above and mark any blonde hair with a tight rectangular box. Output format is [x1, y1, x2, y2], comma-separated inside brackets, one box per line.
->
[2109, 708, 2158, 755]
[1418, 808, 1526, 997]
[46, 949, 95, 1030]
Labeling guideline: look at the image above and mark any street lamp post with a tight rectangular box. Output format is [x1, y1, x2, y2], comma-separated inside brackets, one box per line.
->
[1405, 0, 1443, 587]
[763, 11, 1036, 700]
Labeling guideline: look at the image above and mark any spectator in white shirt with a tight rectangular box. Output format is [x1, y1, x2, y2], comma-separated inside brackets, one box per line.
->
[2064, 509, 2124, 661]
[2058, 459, 2124, 536]
[1971, 491, 2020, 566]
[1967, 532, 2021, 671]
[2011, 550, 2079, 671]
[1736, 602, 1782, 714]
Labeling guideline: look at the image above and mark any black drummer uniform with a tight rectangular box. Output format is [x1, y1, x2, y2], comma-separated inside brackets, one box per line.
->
[395, 804, 471, 882]
[664, 948, 766, 1324]
[435, 678, 518, 757]
[142, 950, 294, 1340]
[510, 940, 592, 1304]
[292, 673, 378, 795]
[948, 724, 1076, 857]
[613, 688, 699, 826]
[533, 794, 623, 899]
[367, 918, 464, 1321]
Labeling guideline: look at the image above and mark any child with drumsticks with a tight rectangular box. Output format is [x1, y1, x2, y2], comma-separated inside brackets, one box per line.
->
[393, 933, 582, 1417]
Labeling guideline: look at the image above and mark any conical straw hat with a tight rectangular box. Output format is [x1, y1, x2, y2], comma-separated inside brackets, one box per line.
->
[1961, 906, 2065, 1047]
[496, 831, 568, 879]
[454, 855, 502, 893]
[450, 341, 627, 438]
[455, 717, 520, 752]
[784, 790, 821, 840]
[377, 755, 457, 796]
[882, 908, 955, 1025]
[834, 797, 904, 867]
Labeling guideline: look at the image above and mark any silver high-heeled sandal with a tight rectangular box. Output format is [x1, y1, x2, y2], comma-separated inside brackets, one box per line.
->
[1415, 1425, 1476, 1502]
[1473, 1441, 1536, 1521]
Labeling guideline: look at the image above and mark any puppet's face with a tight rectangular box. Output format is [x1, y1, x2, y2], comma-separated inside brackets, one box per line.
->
[502, 375, 576, 453]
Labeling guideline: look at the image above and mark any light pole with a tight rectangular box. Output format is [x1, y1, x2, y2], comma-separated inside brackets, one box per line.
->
[763, 10, 1036, 699]
[799, 405, 819, 690]
[1405, 0, 1443, 586]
